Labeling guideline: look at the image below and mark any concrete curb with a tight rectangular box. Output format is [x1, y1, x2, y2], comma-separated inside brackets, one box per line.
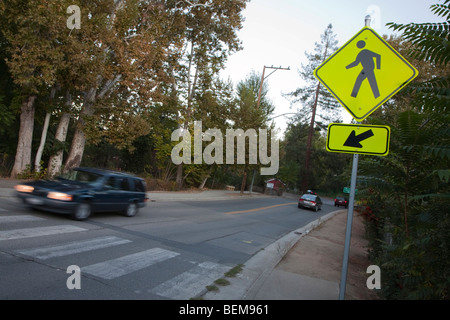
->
[201, 209, 342, 300]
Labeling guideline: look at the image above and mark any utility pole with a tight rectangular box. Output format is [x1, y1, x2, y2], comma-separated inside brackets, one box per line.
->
[256, 65, 290, 108]
[248, 65, 290, 194]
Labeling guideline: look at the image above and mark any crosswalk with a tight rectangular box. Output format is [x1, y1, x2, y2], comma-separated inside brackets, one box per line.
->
[0, 213, 230, 299]
[16, 236, 131, 260]
[150, 261, 230, 299]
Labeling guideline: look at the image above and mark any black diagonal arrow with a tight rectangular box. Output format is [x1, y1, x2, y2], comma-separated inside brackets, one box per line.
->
[344, 129, 374, 148]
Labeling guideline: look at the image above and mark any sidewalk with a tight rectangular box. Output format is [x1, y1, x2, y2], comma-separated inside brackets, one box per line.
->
[202, 208, 380, 300]
[1, 178, 379, 300]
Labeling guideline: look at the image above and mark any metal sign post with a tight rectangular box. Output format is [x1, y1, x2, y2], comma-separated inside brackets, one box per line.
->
[338, 15, 369, 301]
[339, 153, 359, 300]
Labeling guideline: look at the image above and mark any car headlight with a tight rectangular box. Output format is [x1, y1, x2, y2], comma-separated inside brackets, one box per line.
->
[14, 185, 34, 193]
[47, 192, 73, 201]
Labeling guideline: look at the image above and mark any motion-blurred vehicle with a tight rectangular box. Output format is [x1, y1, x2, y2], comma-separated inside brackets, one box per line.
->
[15, 167, 148, 220]
[298, 194, 322, 212]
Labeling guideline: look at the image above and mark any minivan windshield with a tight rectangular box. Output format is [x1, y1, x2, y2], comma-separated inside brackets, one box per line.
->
[58, 169, 102, 185]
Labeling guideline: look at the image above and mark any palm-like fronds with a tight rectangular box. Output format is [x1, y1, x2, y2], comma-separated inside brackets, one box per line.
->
[387, 1, 450, 66]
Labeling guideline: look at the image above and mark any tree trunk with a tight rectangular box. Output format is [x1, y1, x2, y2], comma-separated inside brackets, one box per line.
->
[198, 167, 212, 189]
[302, 83, 320, 193]
[47, 112, 71, 178]
[35, 88, 56, 173]
[64, 88, 96, 173]
[10, 95, 37, 178]
[199, 177, 208, 189]
[240, 164, 248, 194]
[175, 164, 183, 190]
[63, 110, 89, 172]
[34, 112, 51, 173]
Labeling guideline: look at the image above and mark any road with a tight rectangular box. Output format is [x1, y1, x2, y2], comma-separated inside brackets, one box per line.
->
[0, 194, 336, 300]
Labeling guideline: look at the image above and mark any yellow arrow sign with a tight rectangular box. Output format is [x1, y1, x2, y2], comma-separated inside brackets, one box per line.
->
[326, 123, 390, 156]
[315, 27, 418, 121]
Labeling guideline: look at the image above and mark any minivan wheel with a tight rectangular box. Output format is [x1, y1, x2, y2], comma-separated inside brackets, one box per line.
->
[72, 202, 91, 220]
[124, 202, 138, 217]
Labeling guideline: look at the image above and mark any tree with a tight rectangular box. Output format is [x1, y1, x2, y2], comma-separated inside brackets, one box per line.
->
[0, 31, 15, 141]
[169, 0, 249, 189]
[279, 117, 350, 193]
[0, 1, 65, 177]
[285, 24, 341, 192]
[63, 0, 175, 172]
[360, 1, 450, 299]
[231, 71, 274, 193]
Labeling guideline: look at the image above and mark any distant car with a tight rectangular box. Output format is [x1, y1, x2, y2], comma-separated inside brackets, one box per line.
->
[15, 167, 148, 220]
[298, 194, 322, 212]
[334, 196, 348, 208]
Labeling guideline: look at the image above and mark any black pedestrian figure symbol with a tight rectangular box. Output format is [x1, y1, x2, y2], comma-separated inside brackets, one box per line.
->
[346, 40, 381, 99]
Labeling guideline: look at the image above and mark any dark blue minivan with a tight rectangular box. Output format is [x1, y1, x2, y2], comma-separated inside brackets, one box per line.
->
[15, 167, 148, 220]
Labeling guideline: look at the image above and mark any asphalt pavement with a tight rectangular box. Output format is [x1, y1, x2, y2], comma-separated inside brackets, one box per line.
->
[0, 178, 379, 300]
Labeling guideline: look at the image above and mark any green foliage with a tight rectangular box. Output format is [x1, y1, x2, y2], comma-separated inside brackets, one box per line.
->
[16, 162, 47, 180]
[360, 2, 450, 299]
[387, 0, 450, 66]
[279, 120, 350, 193]
[0, 96, 14, 134]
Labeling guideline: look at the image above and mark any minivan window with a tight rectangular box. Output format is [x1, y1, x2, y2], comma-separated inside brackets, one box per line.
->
[105, 177, 130, 191]
[134, 179, 145, 192]
[58, 169, 101, 185]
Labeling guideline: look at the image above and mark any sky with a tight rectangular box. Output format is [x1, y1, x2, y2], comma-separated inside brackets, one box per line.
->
[220, 0, 445, 135]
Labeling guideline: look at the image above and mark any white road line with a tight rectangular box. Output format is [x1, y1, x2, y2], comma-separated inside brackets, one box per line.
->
[16, 236, 132, 260]
[82, 248, 180, 280]
[0, 215, 45, 223]
[0, 225, 87, 241]
[151, 261, 230, 300]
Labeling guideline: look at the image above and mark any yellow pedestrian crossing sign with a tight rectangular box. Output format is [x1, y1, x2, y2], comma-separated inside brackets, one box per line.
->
[327, 123, 390, 156]
[315, 27, 418, 121]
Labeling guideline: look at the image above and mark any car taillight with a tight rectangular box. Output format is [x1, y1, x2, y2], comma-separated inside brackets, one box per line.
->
[311, 201, 316, 205]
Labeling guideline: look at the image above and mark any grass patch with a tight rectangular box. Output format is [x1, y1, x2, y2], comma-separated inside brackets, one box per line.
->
[205, 285, 219, 291]
[214, 278, 230, 286]
[224, 264, 244, 278]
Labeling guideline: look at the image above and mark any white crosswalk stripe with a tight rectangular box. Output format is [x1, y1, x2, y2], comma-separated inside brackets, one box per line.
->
[1, 217, 230, 299]
[82, 247, 180, 280]
[0, 215, 45, 223]
[16, 236, 132, 260]
[150, 261, 230, 299]
[0, 225, 87, 241]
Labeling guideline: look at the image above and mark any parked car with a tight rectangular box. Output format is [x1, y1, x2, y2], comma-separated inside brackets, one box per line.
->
[334, 196, 348, 208]
[298, 194, 322, 212]
[15, 167, 148, 220]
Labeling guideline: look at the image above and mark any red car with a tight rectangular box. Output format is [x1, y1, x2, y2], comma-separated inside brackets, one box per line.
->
[334, 196, 348, 208]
